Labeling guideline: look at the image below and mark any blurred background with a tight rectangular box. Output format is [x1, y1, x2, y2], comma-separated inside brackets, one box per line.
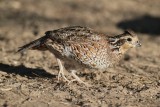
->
[0, 0, 160, 107]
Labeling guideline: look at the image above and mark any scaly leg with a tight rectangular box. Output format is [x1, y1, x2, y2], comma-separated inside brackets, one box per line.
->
[56, 58, 70, 82]
[71, 70, 89, 86]
[56, 59, 90, 86]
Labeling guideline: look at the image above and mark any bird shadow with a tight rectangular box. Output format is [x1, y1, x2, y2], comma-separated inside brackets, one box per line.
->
[117, 15, 160, 36]
[0, 63, 55, 78]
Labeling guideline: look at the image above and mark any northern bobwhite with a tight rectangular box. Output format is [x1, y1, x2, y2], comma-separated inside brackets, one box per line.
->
[18, 26, 141, 85]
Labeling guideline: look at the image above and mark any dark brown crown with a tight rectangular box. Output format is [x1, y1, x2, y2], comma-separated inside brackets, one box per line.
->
[124, 29, 136, 37]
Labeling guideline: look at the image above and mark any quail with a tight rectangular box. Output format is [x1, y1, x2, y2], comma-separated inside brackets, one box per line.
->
[18, 26, 141, 85]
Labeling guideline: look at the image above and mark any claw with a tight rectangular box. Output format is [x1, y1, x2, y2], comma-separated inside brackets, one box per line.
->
[56, 58, 91, 86]
[57, 58, 70, 82]
[71, 70, 90, 86]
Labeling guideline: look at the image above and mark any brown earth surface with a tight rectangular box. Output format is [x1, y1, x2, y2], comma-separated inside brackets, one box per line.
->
[0, 0, 160, 107]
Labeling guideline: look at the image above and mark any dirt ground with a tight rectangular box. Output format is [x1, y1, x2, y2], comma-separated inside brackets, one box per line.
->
[0, 0, 160, 107]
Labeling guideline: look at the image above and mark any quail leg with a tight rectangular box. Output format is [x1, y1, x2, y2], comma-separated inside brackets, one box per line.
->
[56, 58, 70, 82]
[70, 70, 89, 86]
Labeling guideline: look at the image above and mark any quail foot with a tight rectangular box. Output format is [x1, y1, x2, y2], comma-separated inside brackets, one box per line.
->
[18, 26, 141, 85]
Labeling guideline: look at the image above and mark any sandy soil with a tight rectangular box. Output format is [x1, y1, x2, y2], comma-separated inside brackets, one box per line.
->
[0, 0, 160, 107]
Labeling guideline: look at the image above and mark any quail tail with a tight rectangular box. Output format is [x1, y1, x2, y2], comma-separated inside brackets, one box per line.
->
[17, 36, 49, 53]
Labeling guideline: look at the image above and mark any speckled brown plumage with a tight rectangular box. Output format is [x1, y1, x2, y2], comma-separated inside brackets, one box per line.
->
[18, 26, 141, 85]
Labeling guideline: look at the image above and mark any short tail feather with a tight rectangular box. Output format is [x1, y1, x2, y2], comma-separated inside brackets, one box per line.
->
[17, 36, 48, 53]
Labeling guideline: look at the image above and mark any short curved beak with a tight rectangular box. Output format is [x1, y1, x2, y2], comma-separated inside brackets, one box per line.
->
[136, 42, 141, 47]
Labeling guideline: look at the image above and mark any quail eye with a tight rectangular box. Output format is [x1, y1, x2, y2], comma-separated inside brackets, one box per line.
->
[127, 38, 132, 42]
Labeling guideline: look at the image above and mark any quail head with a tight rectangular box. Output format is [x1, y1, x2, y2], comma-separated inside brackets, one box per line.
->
[18, 26, 141, 85]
